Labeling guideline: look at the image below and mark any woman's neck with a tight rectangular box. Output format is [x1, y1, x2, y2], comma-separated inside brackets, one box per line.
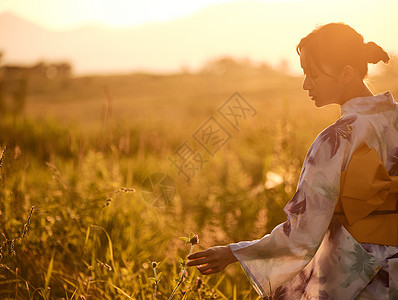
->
[340, 81, 374, 105]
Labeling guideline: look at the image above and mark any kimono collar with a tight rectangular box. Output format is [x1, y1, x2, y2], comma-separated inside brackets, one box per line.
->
[340, 91, 396, 117]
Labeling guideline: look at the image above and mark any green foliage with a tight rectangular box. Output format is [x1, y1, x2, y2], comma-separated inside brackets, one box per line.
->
[0, 69, 392, 299]
[0, 116, 262, 299]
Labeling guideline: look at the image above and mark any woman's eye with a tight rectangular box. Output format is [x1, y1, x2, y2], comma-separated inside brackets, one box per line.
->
[303, 72, 318, 81]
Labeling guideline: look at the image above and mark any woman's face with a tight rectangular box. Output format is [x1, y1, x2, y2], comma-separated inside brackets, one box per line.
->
[300, 48, 345, 107]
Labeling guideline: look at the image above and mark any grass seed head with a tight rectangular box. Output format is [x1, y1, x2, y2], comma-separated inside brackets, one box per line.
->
[196, 276, 203, 289]
[0, 146, 6, 170]
[22, 206, 35, 239]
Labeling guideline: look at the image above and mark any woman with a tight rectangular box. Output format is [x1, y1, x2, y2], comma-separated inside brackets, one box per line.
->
[187, 23, 398, 299]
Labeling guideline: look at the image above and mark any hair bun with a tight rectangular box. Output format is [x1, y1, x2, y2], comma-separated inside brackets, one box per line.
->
[364, 41, 390, 64]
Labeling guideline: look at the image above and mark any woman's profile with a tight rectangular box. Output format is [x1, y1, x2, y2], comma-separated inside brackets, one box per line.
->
[187, 22, 398, 299]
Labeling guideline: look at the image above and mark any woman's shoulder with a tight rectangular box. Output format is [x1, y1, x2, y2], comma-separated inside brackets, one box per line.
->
[308, 115, 358, 162]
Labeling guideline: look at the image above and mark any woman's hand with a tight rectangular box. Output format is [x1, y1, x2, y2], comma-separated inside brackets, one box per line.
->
[186, 245, 238, 275]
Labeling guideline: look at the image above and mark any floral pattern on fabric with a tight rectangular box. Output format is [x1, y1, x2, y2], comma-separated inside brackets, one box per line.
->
[388, 147, 398, 176]
[305, 115, 356, 167]
[283, 189, 307, 237]
[340, 244, 380, 288]
[230, 91, 398, 299]
[317, 115, 357, 159]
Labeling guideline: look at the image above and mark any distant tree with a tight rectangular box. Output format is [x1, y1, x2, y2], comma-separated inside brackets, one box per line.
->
[12, 78, 27, 116]
[277, 58, 290, 75]
[0, 81, 4, 114]
[200, 56, 253, 75]
[0, 51, 4, 113]
[200, 56, 277, 76]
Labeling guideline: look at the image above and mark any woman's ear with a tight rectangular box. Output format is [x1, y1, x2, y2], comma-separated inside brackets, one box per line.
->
[341, 65, 355, 84]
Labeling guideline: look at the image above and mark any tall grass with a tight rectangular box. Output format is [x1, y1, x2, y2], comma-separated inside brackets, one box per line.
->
[0, 66, 395, 299]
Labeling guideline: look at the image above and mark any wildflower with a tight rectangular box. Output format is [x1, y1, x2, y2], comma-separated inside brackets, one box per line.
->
[179, 269, 188, 278]
[196, 276, 203, 289]
[190, 234, 199, 245]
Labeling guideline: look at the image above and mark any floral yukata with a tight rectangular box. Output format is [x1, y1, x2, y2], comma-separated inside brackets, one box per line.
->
[230, 91, 398, 299]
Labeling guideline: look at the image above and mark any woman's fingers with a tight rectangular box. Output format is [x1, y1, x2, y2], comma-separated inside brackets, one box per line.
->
[187, 248, 212, 260]
[199, 265, 219, 275]
[197, 264, 211, 272]
[186, 256, 212, 266]
[187, 245, 236, 275]
[197, 263, 215, 274]
[202, 268, 218, 275]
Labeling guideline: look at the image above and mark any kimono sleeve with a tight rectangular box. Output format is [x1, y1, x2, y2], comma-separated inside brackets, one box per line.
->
[229, 116, 356, 298]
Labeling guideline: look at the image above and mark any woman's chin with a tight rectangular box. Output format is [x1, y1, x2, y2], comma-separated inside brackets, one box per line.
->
[314, 100, 326, 108]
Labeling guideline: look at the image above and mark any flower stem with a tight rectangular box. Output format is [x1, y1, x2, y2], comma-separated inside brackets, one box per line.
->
[168, 244, 194, 300]
[152, 266, 158, 300]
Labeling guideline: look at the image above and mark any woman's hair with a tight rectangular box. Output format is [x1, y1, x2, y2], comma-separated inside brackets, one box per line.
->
[297, 22, 390, 78]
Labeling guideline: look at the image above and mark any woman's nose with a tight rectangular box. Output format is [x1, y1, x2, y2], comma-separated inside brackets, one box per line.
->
[302, 76, 312, 91]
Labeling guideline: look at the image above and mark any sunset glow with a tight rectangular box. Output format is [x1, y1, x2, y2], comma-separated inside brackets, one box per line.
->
[1, 0, 397, 75]
[0, 0, 301, 30]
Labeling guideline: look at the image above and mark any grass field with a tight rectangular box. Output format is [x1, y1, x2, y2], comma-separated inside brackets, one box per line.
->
[0, 58, 397, 299]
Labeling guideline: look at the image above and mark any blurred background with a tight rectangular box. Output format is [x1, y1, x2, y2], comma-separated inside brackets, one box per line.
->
[0, 0, 398, 298]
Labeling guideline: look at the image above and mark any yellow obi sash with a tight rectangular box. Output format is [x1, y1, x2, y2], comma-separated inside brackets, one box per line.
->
[334, 142, 398, 246]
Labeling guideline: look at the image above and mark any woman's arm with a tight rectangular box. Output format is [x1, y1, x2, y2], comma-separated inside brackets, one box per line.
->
[187, 245, 237, 274]
[187, 116, 357, 297]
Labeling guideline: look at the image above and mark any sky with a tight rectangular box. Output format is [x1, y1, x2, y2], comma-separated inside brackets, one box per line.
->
[1, 0, 397, 75]
[0, 0, 300, 30]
